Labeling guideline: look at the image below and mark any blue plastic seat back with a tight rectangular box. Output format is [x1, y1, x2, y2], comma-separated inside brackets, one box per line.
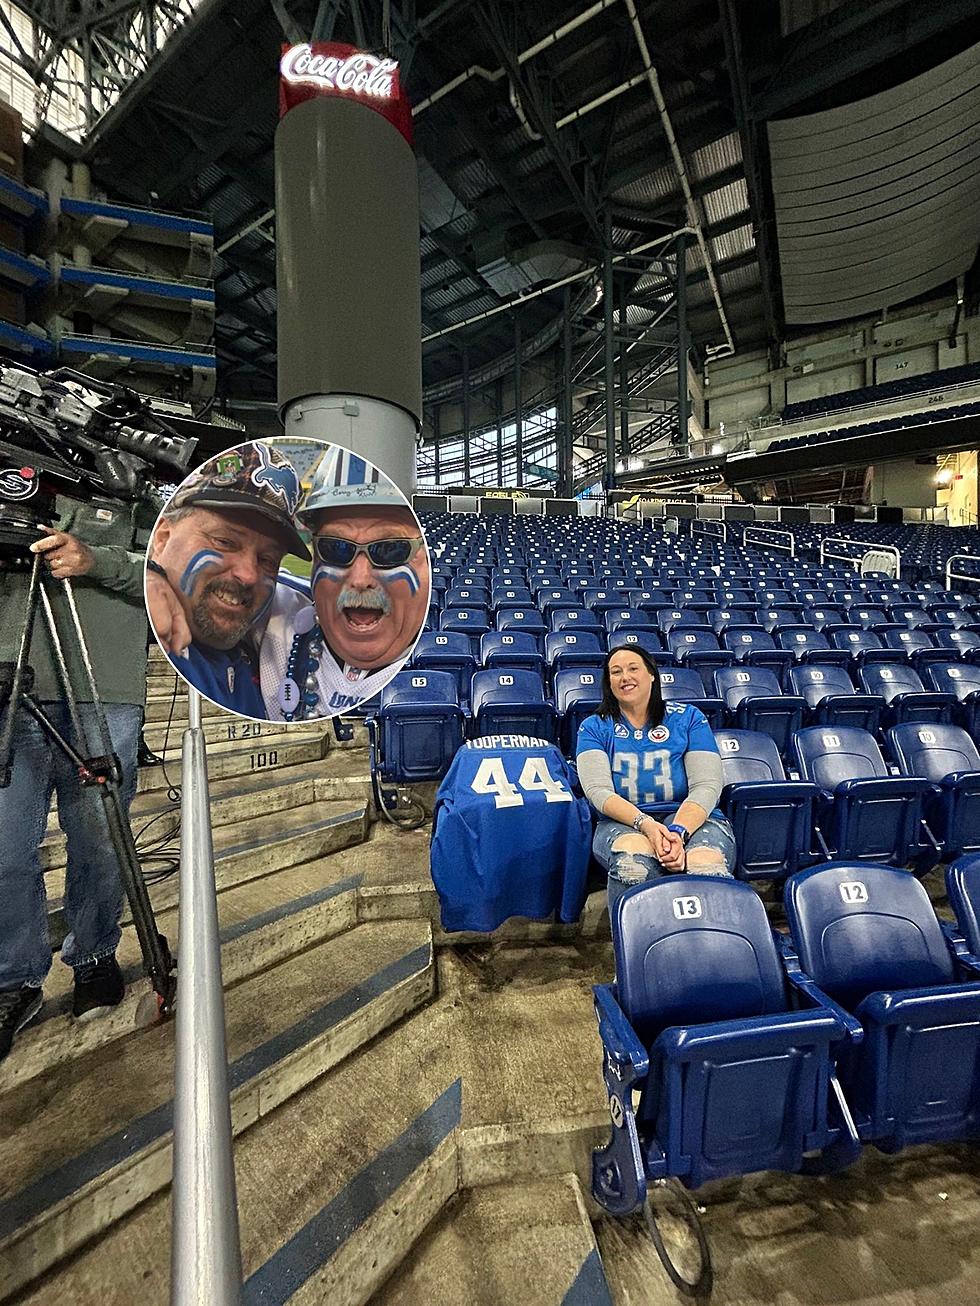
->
[667, 629, 720, 658]
[926, 663, 980, 699]
[440, 607, 489, 632]
[832, 628, 883, 656]
[658, 609, 708, 633]
[444, 586, 489, 608]
[614, 877, 788, 1046]
[491, 587, 534, 607]
[544, 630, 604, 664]
[803, 606, 845, 630]
[714, 666, 781, 709]
[607, 629, 665, 657]
[497, 608, 546, 632]
[785, 863, 953, 1010]
[378, 670, 463, 782]
[479, 631, 543, 672]
[858, 663, 925, 702]
[884, 629, 934, 655]
[779, 628, 830, 657]
[788, 664, 856, 708]
[937, 630, 980, 653]
[889, 722, 980, 784]
[889, 606, 931, 628]
[715, 729, 786, 783]
[470, 668, 556, 740]
[553, 667, 603, 715]
[550, 608, 602, 632]
[792, 726, 886, 789]
[659, 666, 708, 703]
[846, 606, 887, 628]
[723, 628, 776, 658]
[946, 855, 980, 953]
[604, 607, 649, 632]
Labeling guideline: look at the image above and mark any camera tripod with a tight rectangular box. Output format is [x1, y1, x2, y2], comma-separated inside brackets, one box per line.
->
[0, 524, 176, 1021]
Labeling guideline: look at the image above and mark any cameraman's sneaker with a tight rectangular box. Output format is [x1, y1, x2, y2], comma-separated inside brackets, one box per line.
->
[0, 986, 43, 1062]
[72, 956, 124, 1021]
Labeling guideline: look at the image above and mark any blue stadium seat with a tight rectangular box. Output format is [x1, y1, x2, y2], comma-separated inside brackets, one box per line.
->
[857, 663, 954, 725]
[549, 607, 602, 632]
[846, 606, 887, 629]
[946, 855, 980, 954]
[535, 587, 579, 616]
[607, 629, 673, 665]
[715, 728, 817, 881]
[592, 876, 858, 1222]
[444, 585, 489, 608]
[830, 628, 890, 666]
[802, 606, 848, 632]
[553, 667, 603, 755]
[658, 608, 709, 634]
[491, 587, 534, 610]
[469, 668, 558, 742]
[659, 666, 726, 729]
[778, 627, 851, 667]
[479, 631, 545, 678]
[714, 667, 805, 757]
[413, 632, 477, 710]
[889, 723, 980, 859]
[605, 608, 658, 634]
[721, 627, 793, 676]
[791, 727, 936, 866]
[371, 670, 465, 785]
[788, 664, 881, 732]
[666, 629, 734, 692]
[924, 663, 980, 736]
[708, 607, 756, 633]
[496, 608, 547, 642]
[936, 629, 980, 658]
[439, 608, 490, 653]
[888, 606, 931, 628]
[756, 608, 805, 633]
[544, 630, 605, 673]
[784, 862, 980, 1150]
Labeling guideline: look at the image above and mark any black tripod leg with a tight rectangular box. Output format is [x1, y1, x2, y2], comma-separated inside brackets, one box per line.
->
[0, 552, 43, 786]
[35, 579, 176, 1014]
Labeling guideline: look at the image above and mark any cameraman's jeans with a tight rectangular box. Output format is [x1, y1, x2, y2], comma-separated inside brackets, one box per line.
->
[0, 701, 140, 990]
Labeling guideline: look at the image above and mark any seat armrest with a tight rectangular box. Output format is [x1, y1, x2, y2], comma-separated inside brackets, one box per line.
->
[857, 983, 980, 1025]
[653, 1006, 844, 1062]
[834, 776, 933, 801]
[939, 921, 980, 978]
[775, 934, 865, 1043]
[724, 780, 817, 805]
[593, 984, 649, 1086]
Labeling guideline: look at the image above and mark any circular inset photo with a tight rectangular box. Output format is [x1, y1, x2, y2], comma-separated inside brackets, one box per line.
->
[144, 438, 431, 721]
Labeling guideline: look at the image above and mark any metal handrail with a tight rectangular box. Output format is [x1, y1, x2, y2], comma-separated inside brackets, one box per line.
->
[819, 536, 902, 579]
[170, 690, 243, 1306]
[946, 554, 980, 589]
[692, 519, 727, 544]
[744, 526, 796, 558]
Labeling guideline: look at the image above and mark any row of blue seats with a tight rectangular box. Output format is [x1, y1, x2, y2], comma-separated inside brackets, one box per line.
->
[780, 359, 980, 421]
[594, 858, 980, 1238]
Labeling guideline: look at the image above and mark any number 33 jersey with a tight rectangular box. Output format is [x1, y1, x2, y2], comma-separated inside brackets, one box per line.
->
[576, 703, 721, 816]
[430, 736, 593, 933]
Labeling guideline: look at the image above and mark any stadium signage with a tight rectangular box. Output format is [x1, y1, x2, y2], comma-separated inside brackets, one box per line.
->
[279, 41, 413, 144]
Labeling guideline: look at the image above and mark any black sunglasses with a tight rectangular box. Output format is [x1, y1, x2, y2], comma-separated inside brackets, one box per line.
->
[314, 535, 424, 569]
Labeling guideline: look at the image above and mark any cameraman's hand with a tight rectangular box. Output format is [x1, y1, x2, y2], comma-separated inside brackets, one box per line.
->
[30, 528, 94, 578]
[146, 568, 191, 658]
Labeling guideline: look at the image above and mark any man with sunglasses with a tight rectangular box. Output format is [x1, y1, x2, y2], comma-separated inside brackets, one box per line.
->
[258, 447, 430, 719]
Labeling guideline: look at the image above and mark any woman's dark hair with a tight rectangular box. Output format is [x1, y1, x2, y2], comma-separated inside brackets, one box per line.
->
[598, 644, 665, 727]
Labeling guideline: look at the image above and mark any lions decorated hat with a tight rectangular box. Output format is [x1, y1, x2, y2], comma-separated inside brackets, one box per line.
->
[299, 446, 408, 520]
[170, 441, 310, 561]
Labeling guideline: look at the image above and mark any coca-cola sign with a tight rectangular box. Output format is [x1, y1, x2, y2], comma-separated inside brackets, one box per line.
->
[279, 41, 413, 145]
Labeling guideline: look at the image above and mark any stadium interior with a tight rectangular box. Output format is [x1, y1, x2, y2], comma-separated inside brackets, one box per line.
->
[3, 1, 980, 1303]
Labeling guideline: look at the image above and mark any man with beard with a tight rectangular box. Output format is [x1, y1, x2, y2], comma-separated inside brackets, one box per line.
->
[147, 443, 310, 716]
[258, 447, 431, 720]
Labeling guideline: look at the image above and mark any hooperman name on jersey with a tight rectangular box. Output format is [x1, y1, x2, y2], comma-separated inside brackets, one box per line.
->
[465, 735, 551, 750]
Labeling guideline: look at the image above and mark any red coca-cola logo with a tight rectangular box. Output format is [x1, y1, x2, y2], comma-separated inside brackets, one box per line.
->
[279, 41, 413, 145]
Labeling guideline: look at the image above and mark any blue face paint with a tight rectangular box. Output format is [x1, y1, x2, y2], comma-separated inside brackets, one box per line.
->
[179, 549, 224, 596]
[312, 561, 347, 592]
[380, 564, 421, 595]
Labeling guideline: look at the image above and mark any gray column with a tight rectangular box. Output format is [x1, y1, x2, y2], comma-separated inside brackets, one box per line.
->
[561, 284, 572, 498]
[513, 312, 523, 488]
[496, 378, 504, 485]
[603, 213, 616, 490]
[619, 277, 630, 458]
[276, 97, 421, 492]
[433, 406, 441, 485]
[461, 346, 471, 484]
[676, 232, 689, 453]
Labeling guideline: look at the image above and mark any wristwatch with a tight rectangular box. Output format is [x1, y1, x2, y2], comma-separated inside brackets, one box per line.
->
[666, 822, 691, 846]
[631, 813, 648, 832]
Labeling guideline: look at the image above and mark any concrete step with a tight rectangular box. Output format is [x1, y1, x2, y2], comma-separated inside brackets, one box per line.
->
[134, 728, 327, 792]
[7, 940, 611, 1306]
[371, 1175, 613, 1306]
[2, 847, 369, 1094]
[0, 918, 435, 1303]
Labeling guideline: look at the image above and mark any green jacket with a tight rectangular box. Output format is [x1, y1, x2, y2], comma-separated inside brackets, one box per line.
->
[0, 495, 154, 706]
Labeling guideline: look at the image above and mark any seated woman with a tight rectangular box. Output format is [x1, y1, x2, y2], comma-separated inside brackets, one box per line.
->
[576, 644, 736, 915]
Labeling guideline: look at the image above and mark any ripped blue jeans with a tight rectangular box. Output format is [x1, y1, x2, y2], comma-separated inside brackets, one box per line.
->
[593, 814, 737, 920]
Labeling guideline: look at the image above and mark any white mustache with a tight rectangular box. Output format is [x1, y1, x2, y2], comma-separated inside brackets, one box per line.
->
[336, 586, 390, 616]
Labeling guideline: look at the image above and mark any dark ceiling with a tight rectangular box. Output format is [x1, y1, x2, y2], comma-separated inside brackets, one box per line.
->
[58, 0, 980, 415]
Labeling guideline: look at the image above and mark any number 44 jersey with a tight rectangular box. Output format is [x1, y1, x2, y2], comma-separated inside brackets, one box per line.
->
[430, 735, 593, 933]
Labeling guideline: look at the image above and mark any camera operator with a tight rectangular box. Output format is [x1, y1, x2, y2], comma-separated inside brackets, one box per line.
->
[0, 496, 150, 1062]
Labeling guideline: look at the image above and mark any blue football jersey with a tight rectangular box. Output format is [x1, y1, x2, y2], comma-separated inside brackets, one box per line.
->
[576, 704, 721, 817]
[430, 735, 592, 933]
[174, 642, 267, 719]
